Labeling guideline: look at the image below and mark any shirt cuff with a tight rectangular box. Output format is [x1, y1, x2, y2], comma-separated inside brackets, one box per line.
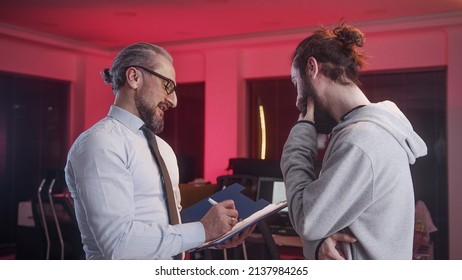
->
[294, 120, 315, 128]
[177, 221, 206, 253]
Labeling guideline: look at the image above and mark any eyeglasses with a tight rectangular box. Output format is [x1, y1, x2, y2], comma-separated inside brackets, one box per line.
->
[129, 65, 177, 95]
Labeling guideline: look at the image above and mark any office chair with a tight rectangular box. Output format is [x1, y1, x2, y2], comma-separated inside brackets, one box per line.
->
[31, 168, 84, 260]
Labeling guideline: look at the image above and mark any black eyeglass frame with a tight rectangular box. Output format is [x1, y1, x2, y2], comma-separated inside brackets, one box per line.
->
[129, 65, 177, 95]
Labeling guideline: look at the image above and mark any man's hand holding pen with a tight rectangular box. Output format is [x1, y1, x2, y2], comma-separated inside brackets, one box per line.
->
[200, 197, 255, 248]
[200, 199, 239, 242]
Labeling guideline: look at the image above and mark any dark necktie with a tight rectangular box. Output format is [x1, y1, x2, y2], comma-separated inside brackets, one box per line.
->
[140, 125, 180, 225]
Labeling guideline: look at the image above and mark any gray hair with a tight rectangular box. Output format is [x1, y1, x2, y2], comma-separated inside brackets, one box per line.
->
[101, 42, 173, 94]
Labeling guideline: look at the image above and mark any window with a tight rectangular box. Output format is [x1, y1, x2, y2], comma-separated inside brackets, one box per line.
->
[247, 78, 298, 160]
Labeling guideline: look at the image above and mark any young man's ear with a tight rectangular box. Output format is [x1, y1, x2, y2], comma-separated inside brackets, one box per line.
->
[307, 57, 319, 79]
[126, 67, 140, 89]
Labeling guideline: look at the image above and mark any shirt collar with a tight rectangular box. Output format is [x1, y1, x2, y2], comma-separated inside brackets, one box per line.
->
[108, 105, 145, 133]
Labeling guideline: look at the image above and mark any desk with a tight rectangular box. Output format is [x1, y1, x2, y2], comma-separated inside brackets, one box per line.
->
[272, 234, 303, 247]
[247, 233, 302, 247]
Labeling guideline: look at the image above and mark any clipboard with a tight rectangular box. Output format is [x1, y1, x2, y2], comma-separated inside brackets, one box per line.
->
[180, 183, 288, 249]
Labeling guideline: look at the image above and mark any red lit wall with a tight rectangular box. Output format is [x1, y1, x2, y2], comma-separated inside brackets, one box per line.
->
[203, 49, 240, 179]
[80, 55, 115, 129]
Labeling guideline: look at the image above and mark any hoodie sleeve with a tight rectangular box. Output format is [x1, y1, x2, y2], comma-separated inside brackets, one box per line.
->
[281, 122, 374, 259]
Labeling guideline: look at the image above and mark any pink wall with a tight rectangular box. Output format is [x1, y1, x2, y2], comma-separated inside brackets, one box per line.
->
[0, 36, 77, 81]
[81, 55, 115, 129]
[204, 49, 240, 180]
[171, 52, 205, 83]
[364, 29, 446, 71]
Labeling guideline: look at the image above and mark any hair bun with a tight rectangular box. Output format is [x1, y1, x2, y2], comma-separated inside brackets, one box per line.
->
[101, 68, 113, 84]
[333, 24, 365, 48]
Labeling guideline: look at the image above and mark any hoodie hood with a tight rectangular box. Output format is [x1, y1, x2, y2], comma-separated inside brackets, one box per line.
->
[333, 101, 427, 164]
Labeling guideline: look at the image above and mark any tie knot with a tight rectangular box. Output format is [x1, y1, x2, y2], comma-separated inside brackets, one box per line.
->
[140, 125, 153, 140]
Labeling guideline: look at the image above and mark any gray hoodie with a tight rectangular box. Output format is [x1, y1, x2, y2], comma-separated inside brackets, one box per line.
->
[281, 101, 427, 259]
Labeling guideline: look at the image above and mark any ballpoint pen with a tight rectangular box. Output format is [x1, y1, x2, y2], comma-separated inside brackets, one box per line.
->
[208, 197, 218, 205]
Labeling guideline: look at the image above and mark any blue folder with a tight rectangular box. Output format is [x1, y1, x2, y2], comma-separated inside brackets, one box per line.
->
[181, 183, 270, 223]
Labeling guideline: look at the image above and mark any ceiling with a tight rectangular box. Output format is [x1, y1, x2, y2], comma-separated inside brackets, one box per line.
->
[1, 0, 462, 51]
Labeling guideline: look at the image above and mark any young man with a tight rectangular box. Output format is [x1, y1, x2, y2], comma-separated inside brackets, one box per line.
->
[65, 43, 248, 259]
[281, 24, 427, 259]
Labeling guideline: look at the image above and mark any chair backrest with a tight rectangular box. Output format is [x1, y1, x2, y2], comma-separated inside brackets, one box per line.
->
[216, 175, 258, 201]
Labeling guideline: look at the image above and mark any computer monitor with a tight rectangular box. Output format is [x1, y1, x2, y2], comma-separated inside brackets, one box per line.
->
[257, 177, 288, 212]
[257, 177, 297, 236]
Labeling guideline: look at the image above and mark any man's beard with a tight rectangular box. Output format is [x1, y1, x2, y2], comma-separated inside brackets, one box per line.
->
[135, 93, 164, 134]
[299, 78, 337, 135]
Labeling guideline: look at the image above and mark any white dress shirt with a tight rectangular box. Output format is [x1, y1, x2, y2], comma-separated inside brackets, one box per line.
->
[65, 105, 205, 259]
